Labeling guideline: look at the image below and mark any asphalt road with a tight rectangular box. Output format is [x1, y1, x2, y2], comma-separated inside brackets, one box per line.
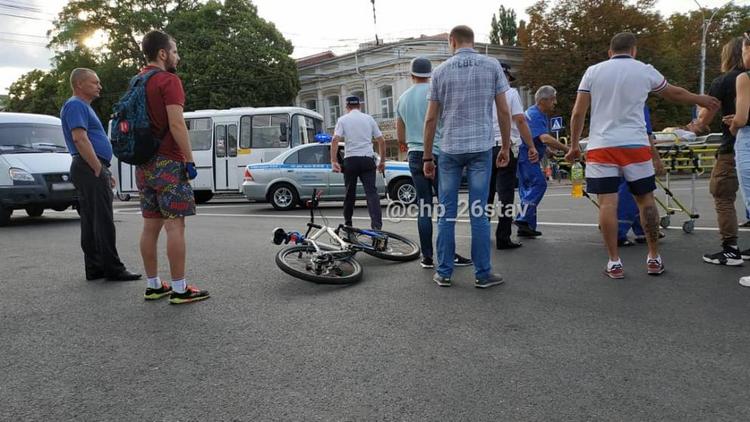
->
[3, 178, 750, 421]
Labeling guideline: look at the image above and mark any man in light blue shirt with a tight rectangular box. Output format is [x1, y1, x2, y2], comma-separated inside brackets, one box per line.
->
[422, 25, 513, 289]
[396, 57, 472, 270]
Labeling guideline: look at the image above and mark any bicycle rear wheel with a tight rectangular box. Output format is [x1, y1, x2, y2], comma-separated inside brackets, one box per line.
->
[275, 245, 363, 284]
[353, 230, 420, 262]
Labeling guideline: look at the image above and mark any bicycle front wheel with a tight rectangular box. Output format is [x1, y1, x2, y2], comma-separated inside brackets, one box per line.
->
[275, 245, 363, 284]
[358, 230, 420, 262]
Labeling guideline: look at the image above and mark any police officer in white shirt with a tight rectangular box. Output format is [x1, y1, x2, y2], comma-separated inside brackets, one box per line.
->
[330, 96, 386, 229]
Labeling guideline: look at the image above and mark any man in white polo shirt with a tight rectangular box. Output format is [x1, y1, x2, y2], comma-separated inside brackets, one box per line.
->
[330, 96, 386, 230]
[567, 32, 719, 279]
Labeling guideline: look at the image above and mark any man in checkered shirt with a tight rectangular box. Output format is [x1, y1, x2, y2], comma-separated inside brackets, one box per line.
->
[422, 25, 513, 289]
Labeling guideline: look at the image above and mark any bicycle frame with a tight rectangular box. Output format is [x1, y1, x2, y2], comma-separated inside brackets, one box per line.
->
[302, 224, 352, 254]
[274, 188, 387, 255]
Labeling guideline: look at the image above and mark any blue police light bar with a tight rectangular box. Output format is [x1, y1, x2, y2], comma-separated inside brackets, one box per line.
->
[315, 133, 332, 143]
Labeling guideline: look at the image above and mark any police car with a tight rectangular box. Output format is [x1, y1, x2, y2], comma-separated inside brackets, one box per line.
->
[241, 141, 416, 210]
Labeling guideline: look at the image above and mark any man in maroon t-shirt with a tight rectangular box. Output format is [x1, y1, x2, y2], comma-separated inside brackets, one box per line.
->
[135, 30, 209, 304]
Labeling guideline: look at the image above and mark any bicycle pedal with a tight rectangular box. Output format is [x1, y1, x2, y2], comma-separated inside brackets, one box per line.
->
[372, 236, 388, 251]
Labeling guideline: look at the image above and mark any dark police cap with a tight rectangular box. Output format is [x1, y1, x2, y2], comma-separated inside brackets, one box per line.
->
[499, 61, 516, 82]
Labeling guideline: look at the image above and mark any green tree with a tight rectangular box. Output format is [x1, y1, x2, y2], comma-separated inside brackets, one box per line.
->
[490, 5, 518, 46]
[657, 4, 750, 131]
[7, 69, 66, 117]
[520, 0, 750, 130]
[521, 0, 674, 129]
[7, 0, 299, 121]
[167, 0, 299, 110]
[48, 0, 195, 67]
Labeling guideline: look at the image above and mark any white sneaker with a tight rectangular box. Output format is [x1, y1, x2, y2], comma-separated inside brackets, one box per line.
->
[740, 276, 750, 287]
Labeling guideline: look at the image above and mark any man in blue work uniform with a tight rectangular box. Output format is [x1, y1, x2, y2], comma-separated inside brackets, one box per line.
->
[515, 85, 569, 237]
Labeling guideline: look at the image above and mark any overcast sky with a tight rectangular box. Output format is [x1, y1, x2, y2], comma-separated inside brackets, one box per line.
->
[0, 0, 744, 95]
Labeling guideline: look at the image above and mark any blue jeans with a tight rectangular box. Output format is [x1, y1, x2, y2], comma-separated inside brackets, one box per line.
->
[516, 158, 547, 230]
[735, 127, 750, 217]
[408, 151, 438, 259]
[436, 150, 492, 279]
[617, 178, 644, 240]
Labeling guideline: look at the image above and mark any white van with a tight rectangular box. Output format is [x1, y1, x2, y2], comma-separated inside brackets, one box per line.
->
[112, 106, 324, 203]
[0, 112, 77, 226]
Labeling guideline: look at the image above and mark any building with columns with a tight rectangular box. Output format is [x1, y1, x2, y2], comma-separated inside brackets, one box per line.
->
[295, 34, 526, 160]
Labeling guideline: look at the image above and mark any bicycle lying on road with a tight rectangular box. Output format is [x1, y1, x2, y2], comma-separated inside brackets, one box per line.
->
[272, 189, 420, 284]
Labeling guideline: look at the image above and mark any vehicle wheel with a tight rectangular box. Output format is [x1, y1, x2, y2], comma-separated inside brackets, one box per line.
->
[660, 216, 670, 229]
[389, 178, 417, 205]
[25, 206, 44, 217]
[194, 191, 213, 204]
[682, 220, 695, 234]
[269, 183, 298, 211]
[51, 205, 68, 212]
[355, 229, 420, 262]
[0, 206, 11, 226]
[275, 245, 363, 284]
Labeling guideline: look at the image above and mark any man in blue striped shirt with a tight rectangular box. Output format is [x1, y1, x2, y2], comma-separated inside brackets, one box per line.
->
[422, 25, 513, 289]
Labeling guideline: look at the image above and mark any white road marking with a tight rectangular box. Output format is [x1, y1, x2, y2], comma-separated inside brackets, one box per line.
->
[108, 208, 749, 233]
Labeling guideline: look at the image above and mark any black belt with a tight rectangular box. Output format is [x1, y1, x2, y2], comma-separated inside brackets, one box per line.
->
[72, 154, 111, 168]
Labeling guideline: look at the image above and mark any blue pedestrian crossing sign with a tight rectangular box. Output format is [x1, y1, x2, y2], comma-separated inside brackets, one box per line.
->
[550, 116, 564, 132]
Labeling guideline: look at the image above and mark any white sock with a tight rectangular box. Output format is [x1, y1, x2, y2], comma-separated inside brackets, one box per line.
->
[147, 276, 161, 289]
[172, 278, 187, 293]
[608, 259, 622, 269]
[728, 245, 739, 250]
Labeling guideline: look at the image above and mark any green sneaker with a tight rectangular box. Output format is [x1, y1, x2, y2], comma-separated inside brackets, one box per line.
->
[169, 285, 210, 305]
[144, 282, 172, 300]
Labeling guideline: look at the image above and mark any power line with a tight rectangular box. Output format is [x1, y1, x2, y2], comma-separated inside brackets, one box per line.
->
[0, 30, 48, 39]
[0, 2, 54, 16]
[0, 11, 53, 22]
[0, 1, 46, 12]
[0, 37, 48, 47]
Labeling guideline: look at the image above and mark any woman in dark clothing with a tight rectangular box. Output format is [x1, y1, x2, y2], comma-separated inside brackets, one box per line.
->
[692, 37, 748, 266]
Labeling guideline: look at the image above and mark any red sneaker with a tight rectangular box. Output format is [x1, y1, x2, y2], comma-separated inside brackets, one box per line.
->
[647, 257, 665, 276]
[605, 263, 625, 279]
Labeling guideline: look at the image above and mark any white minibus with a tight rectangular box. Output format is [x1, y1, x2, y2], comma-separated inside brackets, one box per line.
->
[113, 106, 324, 203]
